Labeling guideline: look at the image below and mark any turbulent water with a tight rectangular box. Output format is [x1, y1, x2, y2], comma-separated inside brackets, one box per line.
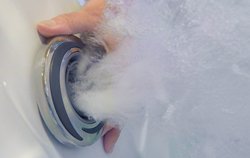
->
[73, 0, 250, 157]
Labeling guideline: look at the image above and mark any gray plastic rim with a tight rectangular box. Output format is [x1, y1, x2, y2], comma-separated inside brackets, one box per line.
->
[35, 35, 104, 146]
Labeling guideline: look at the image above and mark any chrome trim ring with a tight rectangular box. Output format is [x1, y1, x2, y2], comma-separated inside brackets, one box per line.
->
[35, 35, 104, 146]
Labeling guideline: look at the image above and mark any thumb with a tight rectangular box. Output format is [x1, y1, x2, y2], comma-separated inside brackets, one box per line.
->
[37, 0, 106, 37]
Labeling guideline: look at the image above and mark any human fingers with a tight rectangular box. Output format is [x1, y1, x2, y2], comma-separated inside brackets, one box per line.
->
[37, 0, 106, 37]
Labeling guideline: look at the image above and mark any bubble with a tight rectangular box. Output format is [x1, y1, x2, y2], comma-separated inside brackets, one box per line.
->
[73, 1, 250, 157]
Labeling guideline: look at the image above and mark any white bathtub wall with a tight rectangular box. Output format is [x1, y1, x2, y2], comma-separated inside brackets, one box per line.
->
[0, 1, 77, 157]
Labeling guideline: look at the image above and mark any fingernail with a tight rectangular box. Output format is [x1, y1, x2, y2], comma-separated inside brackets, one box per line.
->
[106, 144, 115, 154]
[108, 148, 114, 154]
[39, 20, 57, 27]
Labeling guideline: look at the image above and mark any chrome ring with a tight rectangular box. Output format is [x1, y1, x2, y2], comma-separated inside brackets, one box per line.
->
[35, 35, 104, 146]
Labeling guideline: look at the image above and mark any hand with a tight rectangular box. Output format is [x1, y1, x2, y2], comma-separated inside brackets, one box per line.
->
[37, 0, 120, 154]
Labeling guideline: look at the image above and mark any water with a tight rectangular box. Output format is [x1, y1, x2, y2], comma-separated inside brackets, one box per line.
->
[73, 0, 250, 157]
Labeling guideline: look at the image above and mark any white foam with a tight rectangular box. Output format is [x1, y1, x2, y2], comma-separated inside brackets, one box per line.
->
[74, 0, 250, 157]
